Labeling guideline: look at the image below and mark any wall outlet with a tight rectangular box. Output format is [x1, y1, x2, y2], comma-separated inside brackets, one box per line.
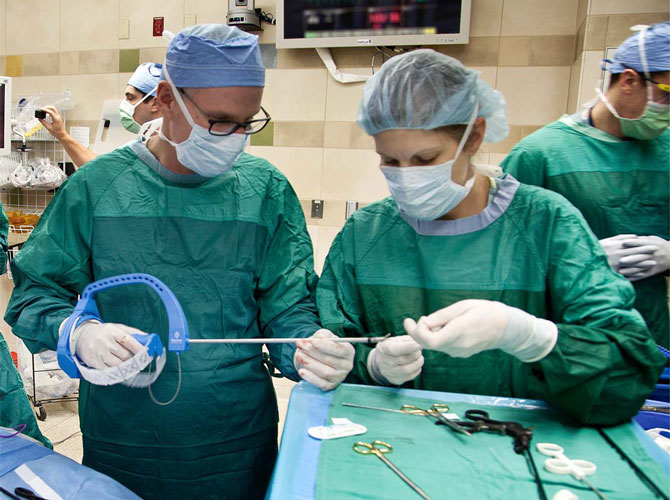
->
[311, 200, 324, 219]
[119, 19, 130, 40]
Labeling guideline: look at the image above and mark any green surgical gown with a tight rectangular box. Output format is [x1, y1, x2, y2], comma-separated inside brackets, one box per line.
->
[317, 175, 665, 426]
[0, 202, 51, 449]
[502, 116, 670, 348]
[5, 140, 321, 500]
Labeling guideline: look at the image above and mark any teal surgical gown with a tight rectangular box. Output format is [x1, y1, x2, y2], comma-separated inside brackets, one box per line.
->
[0, 202, 51, 449]
[502, 115, 670, 348]
[5, 140, 321, 500]
[317, 175, 665, 426]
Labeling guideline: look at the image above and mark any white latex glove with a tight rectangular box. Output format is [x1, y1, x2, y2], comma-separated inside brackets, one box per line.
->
[367, 335, 424, 386]
[617, 236, 670, 281]
[295, 329, 355, 391]
[405, 300, 557, 362]
[599, 234, 657, 274]
[71, 320, 145, 370]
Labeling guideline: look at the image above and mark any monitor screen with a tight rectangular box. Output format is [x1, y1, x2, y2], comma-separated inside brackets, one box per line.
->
[0, 77, 10, 156]
[277, 0, 470, 49]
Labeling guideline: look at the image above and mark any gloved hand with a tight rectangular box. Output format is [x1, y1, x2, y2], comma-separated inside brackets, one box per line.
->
[617, 235, 670, 281]
[599, 234, 656, 274]
[405, 300, 557, 362]
[367, 335, 424, 386]
[295, 329, 355, 391]
[71, 320, 145, 370]
[38, 106, 67, 140]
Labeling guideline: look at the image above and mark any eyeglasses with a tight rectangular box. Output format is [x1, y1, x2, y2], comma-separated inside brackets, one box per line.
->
[179, 89, 272, 136]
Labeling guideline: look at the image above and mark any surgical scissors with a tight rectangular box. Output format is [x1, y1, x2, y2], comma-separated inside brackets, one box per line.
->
[353, 440, 433, 500]
[401, 404, 472, 437]
[537, 443, 608, 500]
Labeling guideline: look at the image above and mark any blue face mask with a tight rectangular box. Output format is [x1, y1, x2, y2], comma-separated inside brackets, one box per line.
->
[380, 106, 478, 221]
[159, 66, 248, 177]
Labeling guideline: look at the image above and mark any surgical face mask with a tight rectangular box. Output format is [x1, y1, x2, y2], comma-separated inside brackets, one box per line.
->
[159, 66, 248, 177]
[118, 90, 155, 134]
[597, 26, 670, 140]
[380, 106, 478, 221]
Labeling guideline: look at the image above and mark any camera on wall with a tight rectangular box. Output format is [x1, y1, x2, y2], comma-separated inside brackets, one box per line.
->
[227, 0, 262, 32]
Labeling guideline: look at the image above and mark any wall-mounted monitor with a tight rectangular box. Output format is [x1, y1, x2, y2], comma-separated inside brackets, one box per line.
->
[276, 0, 471, 49]
[0, 76, 11, 156]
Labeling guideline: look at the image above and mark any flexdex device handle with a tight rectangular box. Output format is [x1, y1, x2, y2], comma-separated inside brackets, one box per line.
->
[57, 274, 190, 379]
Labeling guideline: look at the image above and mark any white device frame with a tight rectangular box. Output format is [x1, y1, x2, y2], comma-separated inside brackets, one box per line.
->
[276, 0, 471, 49]
[0, 76, 11, 156]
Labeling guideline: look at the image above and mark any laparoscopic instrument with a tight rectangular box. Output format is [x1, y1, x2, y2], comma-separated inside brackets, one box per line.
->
[56, 274, 389, 405]
[353, 440, 433, 500]
[342, 402, 472, 437]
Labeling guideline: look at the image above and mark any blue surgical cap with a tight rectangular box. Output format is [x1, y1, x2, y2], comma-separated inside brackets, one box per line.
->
[161, 24, 265, 88]
[609, 22, 670, 74]
[127, 62, 163, 96]
[357, 49, 509, 143]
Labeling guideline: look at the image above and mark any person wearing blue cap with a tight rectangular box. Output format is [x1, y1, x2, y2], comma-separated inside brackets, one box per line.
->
[5, 24, 354, 500]
[37, 62, 164, 167]
[317, 49, 664, 425]
[503, 22, 670, 348]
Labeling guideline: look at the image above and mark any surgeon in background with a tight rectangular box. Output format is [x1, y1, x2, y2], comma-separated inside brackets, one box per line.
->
[317, 49, 665, 426]
[38, 62, 164, 167]
[6, 25, 353, 499]
[0, 201, 50, 449]
[503, 23, 670, 348]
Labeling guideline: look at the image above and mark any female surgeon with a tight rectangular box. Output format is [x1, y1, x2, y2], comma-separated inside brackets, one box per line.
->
[315, 49, 665, 425]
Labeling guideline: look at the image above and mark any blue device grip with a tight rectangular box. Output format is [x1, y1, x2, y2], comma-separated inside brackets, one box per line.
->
[57, 274, 189, 379]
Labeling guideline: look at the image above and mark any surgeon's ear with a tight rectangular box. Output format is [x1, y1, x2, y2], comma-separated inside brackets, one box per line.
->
[617, 69, 643, 95]
[465, 117, 486, 155]
[155, 81, 175, 111]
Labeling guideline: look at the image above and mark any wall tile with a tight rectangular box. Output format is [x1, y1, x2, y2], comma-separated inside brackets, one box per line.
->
[501, 0, 579, 36]
[79, 50, 119, 75]
[470, 0, 503, 37]
[575, 18, 586, 59]
[530, 36, 575, 67]
[489, 153, 509, 166]
[321, 149, 388, 202]
[470, 66, 498, 88]
[490, 125, 522, 154]
[184, 0, 228, 25]
[250, 122, 274, 147]
[60, 74, 119, 121]
[6, 0, 60, 55]
[139, 47, 166, 65]
[306, 225, 319, 259]
[321, 200, 346, 227]
[578, 51, 605, 110]
[606, 13, 670, 47]
[584, 16, 608, 51]
[66, 119, 100, 147]
[274, 122, 325, 148]
[566, 54, 583, 114]
[590, 0, 670, 15]
[325, 69, 367, 122]
[277, 49, 325, 69]
[119, 49, 140, 73]
[315, 226, 341, 276]
[59, 52, 79, 75]
[61, 0, 119, 52]
[248, 146, 323, 200]
[324, 122, 352, 149]
[497, 66, 571, 125]
[350, 124, 375, 150]
[119, 0, 183, 49]
[436, 37, 500, 66]
[577, 0, 589, 30]
[498, 37, 530, 67]
[118, 73, 133, 96]
[0, 0, 5, 57]
[11, 76, 60, 103]
[0, 57, 5, 75]
[22, 53, 60, 77]
[331, 48, 380, 68]
[264, 69, 327, 121]
[5, 55, 21, 77]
